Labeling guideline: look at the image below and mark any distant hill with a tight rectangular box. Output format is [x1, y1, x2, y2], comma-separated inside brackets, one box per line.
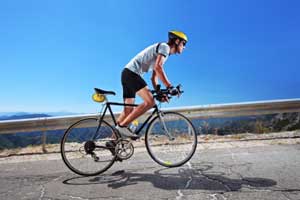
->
[0, 111, 79, 121]
[0, 113, 51, 121]
[191, 112, 300, 135]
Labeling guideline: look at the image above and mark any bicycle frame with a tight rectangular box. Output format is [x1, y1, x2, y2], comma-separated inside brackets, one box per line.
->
[61, 86, 197, 175]
[97, 101, 160, 136]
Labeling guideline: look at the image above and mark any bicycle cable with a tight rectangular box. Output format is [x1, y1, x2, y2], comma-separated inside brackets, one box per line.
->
[158, 102, 161, 110]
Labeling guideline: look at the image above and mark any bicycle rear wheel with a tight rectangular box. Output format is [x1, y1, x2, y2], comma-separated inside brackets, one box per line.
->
[145, 112, 197, 167]
[61, 118, 117, 176]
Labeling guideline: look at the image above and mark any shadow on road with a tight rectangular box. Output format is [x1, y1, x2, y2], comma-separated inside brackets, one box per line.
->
[62, 162, 277, 192]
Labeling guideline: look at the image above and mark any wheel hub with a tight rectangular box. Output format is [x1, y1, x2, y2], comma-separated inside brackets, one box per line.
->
[84, 141, 96, 154]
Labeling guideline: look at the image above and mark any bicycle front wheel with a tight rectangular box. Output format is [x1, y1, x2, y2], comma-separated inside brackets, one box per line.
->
[61, 118, 117, 176]
[145, 112, 197, 167]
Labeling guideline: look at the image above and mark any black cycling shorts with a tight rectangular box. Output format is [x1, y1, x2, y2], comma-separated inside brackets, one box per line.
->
[121, 68, 147, 98]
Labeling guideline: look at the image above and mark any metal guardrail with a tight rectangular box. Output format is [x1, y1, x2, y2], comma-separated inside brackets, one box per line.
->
[0, 98, 300, 135]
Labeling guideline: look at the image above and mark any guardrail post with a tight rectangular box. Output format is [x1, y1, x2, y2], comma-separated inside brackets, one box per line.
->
[42, 131, 47, 153]
[42, 119, 47, 153]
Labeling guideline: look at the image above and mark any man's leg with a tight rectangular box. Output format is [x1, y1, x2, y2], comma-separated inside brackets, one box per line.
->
[119, 86, 155, 127]
[117, 98, 135, 124]
[106, 98, 136, 151]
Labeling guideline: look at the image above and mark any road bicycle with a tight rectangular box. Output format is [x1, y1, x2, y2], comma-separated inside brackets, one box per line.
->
[60, 85, 197, 176]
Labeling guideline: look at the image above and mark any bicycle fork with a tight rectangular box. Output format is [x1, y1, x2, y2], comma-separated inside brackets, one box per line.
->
[158, 112, 175, 141]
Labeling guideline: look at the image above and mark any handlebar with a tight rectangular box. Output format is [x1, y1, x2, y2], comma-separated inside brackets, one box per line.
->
[150, 84, 184, 102]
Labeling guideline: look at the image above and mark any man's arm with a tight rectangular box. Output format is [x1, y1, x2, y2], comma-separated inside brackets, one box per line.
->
[153, 54, 172, 88]
[151, 70, 158, 90]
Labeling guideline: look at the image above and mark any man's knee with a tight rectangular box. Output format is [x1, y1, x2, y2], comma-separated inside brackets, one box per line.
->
[144, 99, 155, 109]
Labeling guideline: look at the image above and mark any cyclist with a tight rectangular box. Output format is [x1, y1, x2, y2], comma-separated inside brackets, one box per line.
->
[116, 30, 188, 139]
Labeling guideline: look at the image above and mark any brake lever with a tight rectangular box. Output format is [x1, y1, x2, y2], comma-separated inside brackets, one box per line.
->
[175, 84, 183, 97]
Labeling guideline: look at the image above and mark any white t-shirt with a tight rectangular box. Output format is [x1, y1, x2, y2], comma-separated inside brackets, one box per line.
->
[125, 42, 170, 76]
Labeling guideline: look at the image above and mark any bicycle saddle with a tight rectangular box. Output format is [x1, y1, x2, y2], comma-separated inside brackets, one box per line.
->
[94, 88, 116, 95]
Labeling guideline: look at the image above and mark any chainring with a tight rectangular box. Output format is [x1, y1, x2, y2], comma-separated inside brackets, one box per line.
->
[115, 139, 134, 160]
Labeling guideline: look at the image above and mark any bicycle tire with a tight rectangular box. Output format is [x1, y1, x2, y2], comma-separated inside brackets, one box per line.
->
[61, 118, 118, 176]
[145, 112, 197, 167]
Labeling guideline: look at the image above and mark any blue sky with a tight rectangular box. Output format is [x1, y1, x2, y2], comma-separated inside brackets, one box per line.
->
[0, 0, 299, 114]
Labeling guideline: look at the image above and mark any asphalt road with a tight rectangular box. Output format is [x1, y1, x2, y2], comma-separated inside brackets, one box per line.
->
[0, 140, 300, 200]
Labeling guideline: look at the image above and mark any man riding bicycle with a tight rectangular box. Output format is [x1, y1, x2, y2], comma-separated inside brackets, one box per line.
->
[116, 30, 188, 139]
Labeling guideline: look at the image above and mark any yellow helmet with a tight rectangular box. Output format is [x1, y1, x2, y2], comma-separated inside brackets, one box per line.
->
[168, 30, 188, 42]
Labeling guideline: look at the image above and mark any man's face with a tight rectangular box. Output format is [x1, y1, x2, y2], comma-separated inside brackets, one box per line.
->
[177, 40, 186, 54]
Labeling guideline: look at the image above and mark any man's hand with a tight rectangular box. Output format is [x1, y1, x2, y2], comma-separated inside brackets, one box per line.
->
[168, 86, 180, 96]
[160, 94, 169, 102]
[156, 85, 169, 102]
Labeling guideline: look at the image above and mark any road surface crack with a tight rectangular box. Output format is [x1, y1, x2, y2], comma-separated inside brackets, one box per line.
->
[38, 185, 45, 200]
[176, 162, 194, 200]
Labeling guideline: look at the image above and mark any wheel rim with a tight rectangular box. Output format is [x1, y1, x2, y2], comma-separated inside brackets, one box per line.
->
[61, 118, 117, 176]
[145, 112, 197, 167]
